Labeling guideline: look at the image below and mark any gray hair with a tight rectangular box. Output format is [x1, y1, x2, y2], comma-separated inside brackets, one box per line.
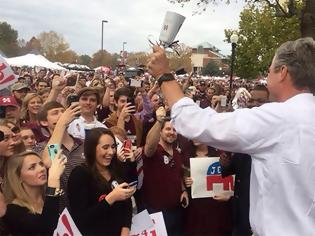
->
[273, 37, 315, 92]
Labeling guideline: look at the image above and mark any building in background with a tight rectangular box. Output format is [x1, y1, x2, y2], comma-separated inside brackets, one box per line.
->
[191, 42, 229, 75]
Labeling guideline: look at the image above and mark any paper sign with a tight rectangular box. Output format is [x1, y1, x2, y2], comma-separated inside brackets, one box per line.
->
[130, 210, 154, 233]
[130, 211, 168, 236]
[190, 157, 234, 199]
[53, 208, 82, 236]
[0, 56, 17, 90]
[159, 11, 185, 46]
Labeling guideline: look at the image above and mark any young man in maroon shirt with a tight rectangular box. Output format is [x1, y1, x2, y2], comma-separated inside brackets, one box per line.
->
[143, 107, 189, 236]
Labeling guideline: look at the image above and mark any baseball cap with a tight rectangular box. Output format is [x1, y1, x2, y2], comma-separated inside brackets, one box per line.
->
[0, 96, 19, 107]
[11, 82, 29, 92]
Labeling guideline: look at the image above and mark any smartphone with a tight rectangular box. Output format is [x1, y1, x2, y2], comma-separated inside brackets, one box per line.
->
[66, 76, 77, 86]
[181, 197, 187, 207]
[128, 181, 138, 188]
[127, 97, 136, 114]
[123, 139, 132, 150]
[67, 94, 79, 106]
[129, 78, 143, 88]
[220, 95, 227, 107]
[47, 144, 60, 160]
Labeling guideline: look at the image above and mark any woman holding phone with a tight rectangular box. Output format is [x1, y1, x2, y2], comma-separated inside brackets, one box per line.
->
[68, 128, 136, 236]
[2, 150, 66, 235]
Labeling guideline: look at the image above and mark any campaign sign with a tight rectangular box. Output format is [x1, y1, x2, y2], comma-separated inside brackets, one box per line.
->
[53, 208, 82, 236]
[130, 211, 168, 236]
[0, 56, 17, 90]
[190, 157, 234, 199]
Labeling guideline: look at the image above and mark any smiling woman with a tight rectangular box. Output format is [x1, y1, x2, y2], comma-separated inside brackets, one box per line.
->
[20, 93, 43, 123]
[2, 150, 66, 235]
[67, 128, 136, 236]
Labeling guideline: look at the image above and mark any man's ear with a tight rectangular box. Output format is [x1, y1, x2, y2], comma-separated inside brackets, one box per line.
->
[279, 65, 289, 82]
[39, 120, 48, 127]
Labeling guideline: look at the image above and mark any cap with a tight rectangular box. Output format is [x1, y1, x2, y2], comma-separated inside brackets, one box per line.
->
[77, 87, 100, 103]
[199, 80, 206, 86]
[11, 82, 29, 92]
[0, 96, 19, 107]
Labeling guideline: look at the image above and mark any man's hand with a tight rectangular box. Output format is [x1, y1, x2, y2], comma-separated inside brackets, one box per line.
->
[119, 103, 136, 120]
[147, 46, 171, 79]
[51, 75, 66, 91]
[180, 190, 189, 208]
[58, 102, 81, 127]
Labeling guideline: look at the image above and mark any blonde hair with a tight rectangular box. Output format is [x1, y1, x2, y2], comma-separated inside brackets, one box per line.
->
[3, 151, 44, 214]
[20, 93, 43, 121]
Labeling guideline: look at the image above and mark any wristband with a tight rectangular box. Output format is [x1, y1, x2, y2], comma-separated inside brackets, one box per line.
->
[158, 73, 175, 87]
[182, 189, 187, 193]
[98, 194, 108, 202]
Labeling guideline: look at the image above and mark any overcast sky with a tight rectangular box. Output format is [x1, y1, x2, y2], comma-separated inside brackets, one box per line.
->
[1, 0, 246, 57]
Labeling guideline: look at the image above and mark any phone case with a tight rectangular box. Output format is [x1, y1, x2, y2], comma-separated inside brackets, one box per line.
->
[47, 144, 60, 160]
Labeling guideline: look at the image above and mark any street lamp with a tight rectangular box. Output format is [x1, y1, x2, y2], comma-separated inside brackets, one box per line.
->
[101, 20, 108, 52]
[228, 33, 239, 104]
[122, 42, 127, 65]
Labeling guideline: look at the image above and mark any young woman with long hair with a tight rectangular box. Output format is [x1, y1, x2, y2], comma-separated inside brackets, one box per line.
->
[68, 128, 136, 236]
[2, 150, 66, 235]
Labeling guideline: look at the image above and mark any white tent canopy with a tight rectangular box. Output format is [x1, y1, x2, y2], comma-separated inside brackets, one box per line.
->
[5, 54, 66, 70]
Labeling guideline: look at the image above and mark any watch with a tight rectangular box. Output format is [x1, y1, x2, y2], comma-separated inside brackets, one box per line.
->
[45, 187, 64, 197]
[158, 73, 175, 87]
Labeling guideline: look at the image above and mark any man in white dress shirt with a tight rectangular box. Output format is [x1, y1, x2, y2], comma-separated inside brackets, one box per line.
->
[147, 37, 315, 236]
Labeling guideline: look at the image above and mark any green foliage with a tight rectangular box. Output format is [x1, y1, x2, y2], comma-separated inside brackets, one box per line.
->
[202, 60, 224, 76]
[225, 3, 300, 79]
[0, 22, 20, 57]
[79, 55, 92, 66]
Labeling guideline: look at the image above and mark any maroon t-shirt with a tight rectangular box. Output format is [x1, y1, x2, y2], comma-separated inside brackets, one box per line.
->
[142, 144, 183, 210]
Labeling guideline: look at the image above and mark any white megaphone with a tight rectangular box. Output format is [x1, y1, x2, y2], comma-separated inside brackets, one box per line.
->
[158, 11, 186, 48]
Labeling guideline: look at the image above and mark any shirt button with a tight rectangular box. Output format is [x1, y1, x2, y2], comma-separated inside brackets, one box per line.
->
[237, 179, 241, 183]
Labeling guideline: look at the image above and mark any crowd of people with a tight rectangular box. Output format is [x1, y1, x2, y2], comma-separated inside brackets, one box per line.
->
[0, 36, 313, 236]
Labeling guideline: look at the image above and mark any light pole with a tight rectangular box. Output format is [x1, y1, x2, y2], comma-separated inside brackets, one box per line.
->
[228, 33, 239, 104]
[101, 20, 108, 52]
[122, 42, 127, 65]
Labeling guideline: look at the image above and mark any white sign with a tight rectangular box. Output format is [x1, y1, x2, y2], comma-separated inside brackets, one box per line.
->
[53, 208, 82, 236]
[190, 157, 234, 199]
[130, 210, 154, 233]
[159, 11, 185, 46]
[130, 211, 168, 236]
[0, 56, 17, 90]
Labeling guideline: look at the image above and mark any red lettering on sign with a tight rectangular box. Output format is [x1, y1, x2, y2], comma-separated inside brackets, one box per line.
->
[61, 214, 74, 236]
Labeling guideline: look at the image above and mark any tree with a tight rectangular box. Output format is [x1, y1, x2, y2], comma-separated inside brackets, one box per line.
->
[24, 36, 42, 54]
[55, 50, 79, 63]
[225, 3, 300, 79]
[0, 21, 20, 57]
[79, 54, 92, 66]
[90, 50, 117, 68]
[37, 31, 69, 61]
[127, 52, 149, 67]
[168, 0, 315, 38]
[202, 61, 224, 76]
[167, 43, 192, 72]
